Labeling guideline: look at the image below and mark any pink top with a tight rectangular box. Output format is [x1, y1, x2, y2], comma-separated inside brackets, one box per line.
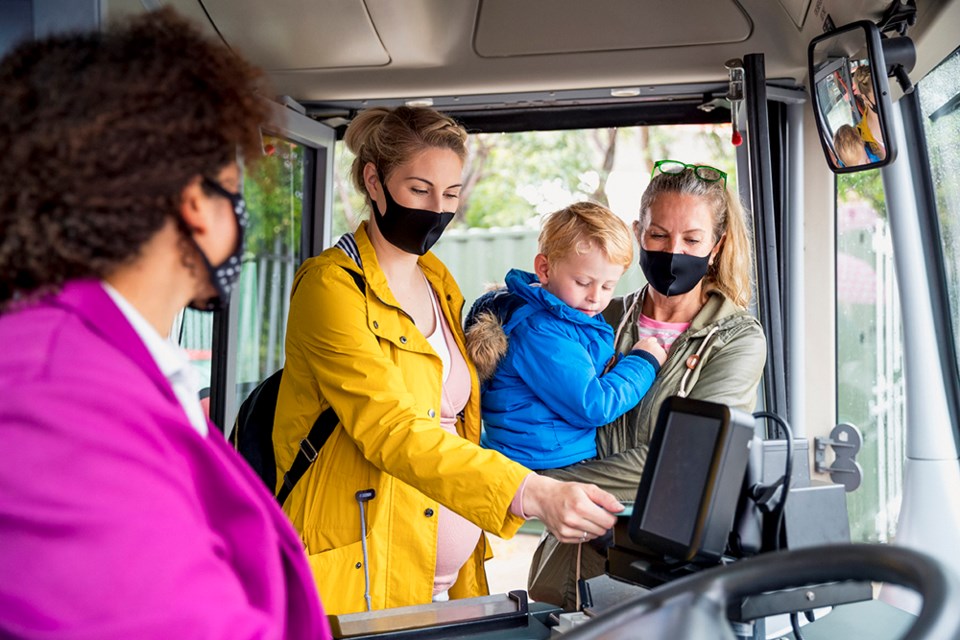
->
[428, 291, 483, 595]
[637, 313, 690, 352]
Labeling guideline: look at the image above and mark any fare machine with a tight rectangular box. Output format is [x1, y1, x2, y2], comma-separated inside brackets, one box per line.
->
[326, 398, 868, 639]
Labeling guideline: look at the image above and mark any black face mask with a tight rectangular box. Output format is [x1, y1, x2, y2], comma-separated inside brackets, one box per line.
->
[189, 177, 247, 312]
[372, 178, 455, 256]
[639, 246, 711, 297]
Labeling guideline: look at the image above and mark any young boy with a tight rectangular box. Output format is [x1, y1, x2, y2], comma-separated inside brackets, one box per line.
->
[833, 124, 874, 167]
[465, 202, 666, 470]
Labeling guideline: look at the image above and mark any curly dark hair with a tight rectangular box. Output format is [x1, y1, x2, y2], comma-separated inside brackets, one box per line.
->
[0, 7, 269, 306]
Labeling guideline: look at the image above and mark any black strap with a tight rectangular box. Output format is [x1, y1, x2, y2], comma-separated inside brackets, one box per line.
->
[275, 264, 365, 506]
[345, 268, 365, 294]
[277, 406, 340, 506]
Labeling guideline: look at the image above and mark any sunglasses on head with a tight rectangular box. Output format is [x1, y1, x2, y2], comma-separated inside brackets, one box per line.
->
[651, 159, 727, 188]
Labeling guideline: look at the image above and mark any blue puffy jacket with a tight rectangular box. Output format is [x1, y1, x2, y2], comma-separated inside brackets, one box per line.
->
[468, 269, 660, 469]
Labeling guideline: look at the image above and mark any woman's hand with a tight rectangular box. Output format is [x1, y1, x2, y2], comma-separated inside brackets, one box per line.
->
[521, 474, 623, 544]
[632, 336, 667, 366]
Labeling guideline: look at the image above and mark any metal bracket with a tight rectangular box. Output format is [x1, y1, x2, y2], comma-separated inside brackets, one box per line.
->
[725, 59, 744, 146]
[814, 423, 863, 492]
[877, 0, 917, 37]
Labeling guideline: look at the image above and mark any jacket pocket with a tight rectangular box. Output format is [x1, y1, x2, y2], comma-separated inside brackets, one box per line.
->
[306, 539, 370, 615]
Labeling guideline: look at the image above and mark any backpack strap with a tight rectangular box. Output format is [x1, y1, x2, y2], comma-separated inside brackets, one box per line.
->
[277, 406, 340, 505]
[275, 250, 365, 506]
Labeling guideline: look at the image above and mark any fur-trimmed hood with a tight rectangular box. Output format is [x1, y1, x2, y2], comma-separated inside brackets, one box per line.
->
[464, 286, 525, 384]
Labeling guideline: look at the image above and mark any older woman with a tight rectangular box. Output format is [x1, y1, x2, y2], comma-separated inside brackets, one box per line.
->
[527, 159, 767, 609]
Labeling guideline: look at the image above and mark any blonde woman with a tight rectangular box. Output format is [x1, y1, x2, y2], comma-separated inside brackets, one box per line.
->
[528, 160, 767, 609]
[274, 106, 623, 614]
[853, 64, 886, 160]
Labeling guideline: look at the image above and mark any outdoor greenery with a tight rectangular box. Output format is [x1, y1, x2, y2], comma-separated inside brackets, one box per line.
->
[244, 137, 304, 256]
[333, 123, 739, 237]
[234, 136, 305, 384]
[836, 167, 903, 544]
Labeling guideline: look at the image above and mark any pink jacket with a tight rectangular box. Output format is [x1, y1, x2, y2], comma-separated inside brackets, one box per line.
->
[0, 280, 330, 639]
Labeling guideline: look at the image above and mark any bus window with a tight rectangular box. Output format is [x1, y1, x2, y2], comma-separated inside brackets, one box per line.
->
[234, 136, 307, 406]
[919, 48, 960, 378]
[334, 123, 739, 310]
[172, 135, 308, 424]
[836, 165, 905, 544]
[175, 306, 214, 397]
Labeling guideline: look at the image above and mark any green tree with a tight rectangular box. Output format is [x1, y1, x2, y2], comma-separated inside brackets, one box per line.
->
[838, 168, 885, 214]
[331, 123, 737, 233]
[244, 137, 304, 255]
[460, 129, 624, 228]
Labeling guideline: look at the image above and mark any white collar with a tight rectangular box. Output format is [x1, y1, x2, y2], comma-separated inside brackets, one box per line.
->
[101, 282, 191, 380]
[101, 283, 208, 436]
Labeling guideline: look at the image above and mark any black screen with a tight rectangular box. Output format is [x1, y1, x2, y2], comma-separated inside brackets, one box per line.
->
[637, 413, 720, 547]
[629, 396, 755, 563]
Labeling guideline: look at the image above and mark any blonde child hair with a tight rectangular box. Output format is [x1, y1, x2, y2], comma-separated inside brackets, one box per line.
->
[834, 124, 868, 166]
[539, 201, 633, 268]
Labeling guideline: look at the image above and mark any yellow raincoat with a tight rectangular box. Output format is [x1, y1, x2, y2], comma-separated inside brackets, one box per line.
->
[274, 222, 530, 615]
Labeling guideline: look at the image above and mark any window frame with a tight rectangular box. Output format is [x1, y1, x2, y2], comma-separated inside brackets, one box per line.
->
[208, 100, 337, 433]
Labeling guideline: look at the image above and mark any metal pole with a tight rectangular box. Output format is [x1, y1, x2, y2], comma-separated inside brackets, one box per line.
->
[356, 489, 376, 612]
[742, 53, 788, 422]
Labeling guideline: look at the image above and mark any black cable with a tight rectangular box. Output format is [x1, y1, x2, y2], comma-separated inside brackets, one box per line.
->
[753, 411, 804, 639]
[791, 611, 807, 640]
[752, 411, 793, 551]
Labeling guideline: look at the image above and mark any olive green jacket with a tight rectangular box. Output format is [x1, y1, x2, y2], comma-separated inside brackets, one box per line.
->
[597, 286, 767, 460]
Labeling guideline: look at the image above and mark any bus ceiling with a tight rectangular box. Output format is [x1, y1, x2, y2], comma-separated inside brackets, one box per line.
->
[123, 0, 904, 105]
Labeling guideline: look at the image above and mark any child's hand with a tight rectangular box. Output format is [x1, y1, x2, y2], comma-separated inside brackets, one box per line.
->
[632, 336, 667, 366]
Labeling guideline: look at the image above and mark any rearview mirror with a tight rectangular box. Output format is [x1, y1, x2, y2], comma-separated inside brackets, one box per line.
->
[808, 21, 896, 173]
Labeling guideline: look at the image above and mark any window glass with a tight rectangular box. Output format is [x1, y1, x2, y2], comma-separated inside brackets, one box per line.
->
[919, 48, 960, 376]
[174, 308, 213, 401]
[835, 168, 904, 543]
[173, 137, 305, 426]
[334, 124, 738, 308]
[234, 136, 305, 407]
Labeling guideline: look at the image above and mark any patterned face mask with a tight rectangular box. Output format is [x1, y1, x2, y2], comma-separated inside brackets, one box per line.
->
[188, 177, 248, 311]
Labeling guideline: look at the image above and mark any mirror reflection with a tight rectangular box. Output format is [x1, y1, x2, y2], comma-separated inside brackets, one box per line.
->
[810, 23, 891, 172]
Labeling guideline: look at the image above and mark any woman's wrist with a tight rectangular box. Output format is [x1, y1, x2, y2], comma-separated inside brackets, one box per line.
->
[509, 472, 535, 519]
[515, 473, 558, 522]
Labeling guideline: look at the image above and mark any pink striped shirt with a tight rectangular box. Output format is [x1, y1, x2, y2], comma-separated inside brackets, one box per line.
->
[637, 313, 690, 352]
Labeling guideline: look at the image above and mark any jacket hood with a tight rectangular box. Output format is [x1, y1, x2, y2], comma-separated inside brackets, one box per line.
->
[464, 286, 524, 384]
[464, 269, 614, 385]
